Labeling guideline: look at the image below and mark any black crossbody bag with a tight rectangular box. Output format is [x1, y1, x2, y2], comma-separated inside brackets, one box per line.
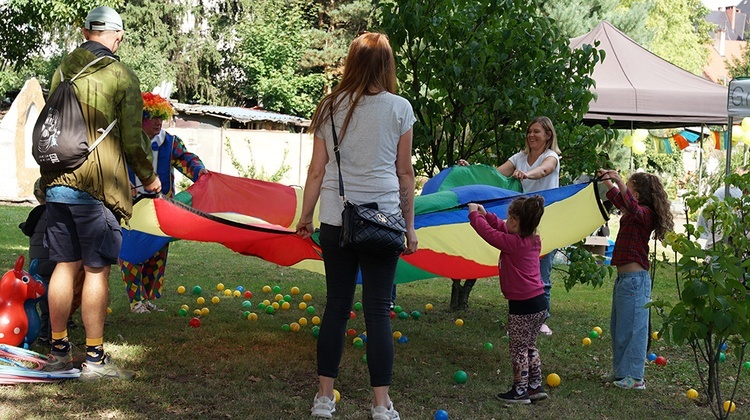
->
[330, 111, 406, 253]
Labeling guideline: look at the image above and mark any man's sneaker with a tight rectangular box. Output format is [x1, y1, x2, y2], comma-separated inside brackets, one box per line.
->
[130, 301, 150, 314]
[311, 394, 336, 418]
[496, 388, 531, 404]
[42, 351, 73, 372]
[78, 354, 135, 382]
[144, 301, 165, 312]
[540, 323, 553, 336]
[528, 385, 549, 401]
[613, 377, 646, 390]
[371, 401, 401, 420]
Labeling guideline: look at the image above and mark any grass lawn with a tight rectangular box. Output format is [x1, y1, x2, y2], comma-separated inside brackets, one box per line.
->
[0, 204, 746, 419]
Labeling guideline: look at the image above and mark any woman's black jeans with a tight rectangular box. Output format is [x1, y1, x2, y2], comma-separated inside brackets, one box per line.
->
[317, 223, 400, 387]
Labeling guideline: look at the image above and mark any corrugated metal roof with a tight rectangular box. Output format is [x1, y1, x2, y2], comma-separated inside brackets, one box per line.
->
[173, 103, 310, 127]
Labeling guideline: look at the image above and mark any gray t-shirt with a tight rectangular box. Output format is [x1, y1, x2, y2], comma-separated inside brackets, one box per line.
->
[316, 92, 416, 226]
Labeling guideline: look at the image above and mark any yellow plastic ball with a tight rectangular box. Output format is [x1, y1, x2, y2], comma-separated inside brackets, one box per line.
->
[582, 337, 592, 346]
[686, 389, 699, 399]
[181, 304, 190, 311]
[724, 400, 736, 413]
[393, 331, 403, 339]
[193, 309, 202, 316]
[425, 303, 434, 311]
[211, 296, 220, 304]
[312, 316, 321, 325]
[299, 317, 308, 326]
[271, 302, 280, 310]
[299, 302, 308, 310]
[223, 289, 232, 296]
[281, 301, 291, 310]
[201, 307, 209, 315]
[593, 326, 603, 336]
[547, 373, 561, 387]
[274, 293, 284, 302]
[247, 312, 258, 321]
[652, 331, 659, 340]
[216, 283, 225, 291]
[196, 297, 205, 305]
[263, 299, 271, 307]
[290, 322, 301, 332]
[262, 285, 272, 293]
[233, 290, 241, 297]
[455, 319, 464, 327]
[333, 389, 341, 403]
[291, 286, 300, 295]
[177, 285, 186, 294]
[106, 307, 112, 314]
[303, 293, 313, 302]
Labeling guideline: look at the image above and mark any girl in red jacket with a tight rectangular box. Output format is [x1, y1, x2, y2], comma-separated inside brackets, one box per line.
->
[468, 196, 547, 404]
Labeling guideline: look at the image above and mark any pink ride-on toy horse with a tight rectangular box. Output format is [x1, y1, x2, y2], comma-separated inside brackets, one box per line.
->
[0, 256, 46, 346]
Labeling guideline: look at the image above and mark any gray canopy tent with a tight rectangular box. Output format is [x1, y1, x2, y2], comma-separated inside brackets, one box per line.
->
[570, 21, 728, 129]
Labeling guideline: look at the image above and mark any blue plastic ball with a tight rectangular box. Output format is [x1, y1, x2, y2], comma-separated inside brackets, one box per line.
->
[435, 409, 449, 420]
[398, 336, 408, 344]
[721, 342, 728, 352]
[647, 352, 657, 362]
[236, 286, 244, 293]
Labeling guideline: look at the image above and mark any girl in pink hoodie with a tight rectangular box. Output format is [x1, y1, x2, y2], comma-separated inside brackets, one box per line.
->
[468, 196, 547, 404]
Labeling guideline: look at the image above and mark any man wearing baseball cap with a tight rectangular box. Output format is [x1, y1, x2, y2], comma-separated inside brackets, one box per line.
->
[41, 5, 161, 381]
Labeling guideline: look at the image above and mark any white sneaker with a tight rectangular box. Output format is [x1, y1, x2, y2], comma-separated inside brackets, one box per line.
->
[371, 402, 400, 420]
[144, 301, 165, 312]
[311, 394, 336, 418]
[130, 301, 150, 314]
[540, 323, 552, 336]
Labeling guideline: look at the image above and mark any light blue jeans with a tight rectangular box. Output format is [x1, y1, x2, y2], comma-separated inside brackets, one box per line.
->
[610, 270, 651, 380]
[540, 251, 555, 319]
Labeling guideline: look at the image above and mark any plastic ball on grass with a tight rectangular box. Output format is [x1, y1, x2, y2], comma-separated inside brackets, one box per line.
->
[582, 337, 592, 346]
[193, 309, 202, 316]
[242, 301, 252, 310]
[393, 305, 403, 313]
[455, 319, 464, 327]
[303, 293, 313, 302]
[106, 307, 112, 314]
[333, 389, 341, 403]
[652, 331, 659, 340]
[299, 317, 308, 326]
[299, 302, 308, 310]
[647, 353, 658, 362]
[257, 302, 266, 310]
[453, 370, 468, 384]
[589, 330, 599, 340]
[271, 302, 280, 310]
[216, 283, 225, 291]
[484, 342, 493, 350]
[393, 331, 402, 340]
[211, 296, 220, 304]
[263, 299, 271, 307]
[353, 338, 364, 349]
[347, 328, 357, 337]
[189, 317, 201, 328]
[223, 289, 232, 297]
[290, 322, 301, 332]
[177, 285, 186, 294]
[247, 312, 258, 321]
[655, 356, 667, 366]
[200, 307, 209, 315]
[350, 311, 356, 320]
[397, 336, 408, 344]
[290, 286, 300, 295]
[312, 316, 321, 325]
[233, 290, 241, 297]
[262, 285, 272, 293]
[282, 324, 291, 332]
[724, 400, 736, 413]
[192, 285, 202, 295]
[435, 409, 449, 420]
[398, 312, 409, 320]
[686, 389, 699, 400]
[283, 294, 292, 302]
[721, 342, 728, 352]
[274, 293, 284, 302]
[411, 311, 421, 320]
[236, 286, 244, 293]
[389, 311, 396, 319]
[425, 303, 434, 311]
[547, 373, 561, 387]
[244, 291, 253, 299]
[312, 326, 320, 338]
[178, 308, 188, 317]
[196, 297, 205, 305]
[744, 361, 750, 371]
[181, 304, 190, 311]
[719, 352, 727, 362]
[281, 301, 291, 310]
[243, 311, 250, 319]
[273, 285, 282, 294]
[266, 305, 276, 315]
[306, 306, 316, 315]
[362, 354, 367, 363]
[353, 302, 363, 311]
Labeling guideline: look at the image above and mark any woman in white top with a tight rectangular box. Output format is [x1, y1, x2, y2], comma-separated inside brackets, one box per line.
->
[458, 116, 560, 335]
[296, 32, 417, 420]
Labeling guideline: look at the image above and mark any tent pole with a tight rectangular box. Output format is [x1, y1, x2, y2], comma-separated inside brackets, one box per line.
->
[726, 117, 733, 199]
[699, 125, 704, 194]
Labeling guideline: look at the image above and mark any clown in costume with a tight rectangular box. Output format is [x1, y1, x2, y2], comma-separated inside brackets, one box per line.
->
[119, 93, 207, 313]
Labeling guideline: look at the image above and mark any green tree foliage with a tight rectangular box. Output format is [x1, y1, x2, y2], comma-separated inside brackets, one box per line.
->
[646, 0, 712, 75]
[539, 0, 655, 44]
[726, 43, 750, 79]
[380, 0, 611, 178]
[655, 172, 750, 419]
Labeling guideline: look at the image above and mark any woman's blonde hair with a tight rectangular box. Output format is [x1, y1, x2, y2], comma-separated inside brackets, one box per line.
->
[524, 116, 561, 155]
[309, 32, 397, 141]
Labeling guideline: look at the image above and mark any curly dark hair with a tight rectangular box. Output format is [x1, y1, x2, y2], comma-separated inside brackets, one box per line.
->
[629, 172, 674, 240]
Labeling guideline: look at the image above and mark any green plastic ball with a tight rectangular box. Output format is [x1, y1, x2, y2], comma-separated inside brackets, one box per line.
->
[398, 311, 409, 319]
[178, 308, 188, 317]
[393, 305, 403, 313]
[453, 370, 468, 384]
[353, 302, 363, 311]
[283, 294, 292, 302]
[242, 300, 252, 309]
[353, 339, 364, 349]
[243, 310, 250, 318]
[411, 310, 421, 319]
[265, 305, 275, 314]
[484, 342, 494, 350]
[362, 354, 367, 363]
[282, 324, 291, 332]
[257, 302, 266, 310]
[312, 326, 320, 338]
[720, 352, 727, 362]
[589, 330, 600, 340]
[272, 285, 282, 294]
[744, 361, 750, 371]
[307, 306, 316, 315]
[192, 285, 202, 295]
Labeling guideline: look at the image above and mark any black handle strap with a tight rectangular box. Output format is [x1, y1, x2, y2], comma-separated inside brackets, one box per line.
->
[330, 108, 346, 200]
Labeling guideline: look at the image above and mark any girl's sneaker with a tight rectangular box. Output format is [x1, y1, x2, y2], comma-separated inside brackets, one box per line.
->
[311, 394, 336, 418]
[496, 388, 531, 404]
[528, 385, 548, 401]
[613, 377, 646, 390]
[371, 401, 400, 420]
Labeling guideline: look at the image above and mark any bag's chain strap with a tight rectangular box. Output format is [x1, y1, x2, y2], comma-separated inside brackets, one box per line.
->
[330, 107, 347, 202]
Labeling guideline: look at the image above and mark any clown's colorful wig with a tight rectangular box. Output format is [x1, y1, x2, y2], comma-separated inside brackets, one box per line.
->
[142, 92, 174, 120]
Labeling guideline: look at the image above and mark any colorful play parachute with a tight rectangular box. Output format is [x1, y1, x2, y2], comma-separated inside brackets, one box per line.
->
[122, 170, 608, 283]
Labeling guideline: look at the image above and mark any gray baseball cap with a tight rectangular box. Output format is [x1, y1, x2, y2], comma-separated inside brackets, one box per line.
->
[84, 6, 123, 31]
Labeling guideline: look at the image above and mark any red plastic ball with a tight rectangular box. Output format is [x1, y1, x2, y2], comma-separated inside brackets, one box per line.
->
[349, 311, 356, 319]
[389, 311, 396, 319]
[244, 291, 253, 299]
[655, 356, 667, 366]
[189, 317, 201, 328]
[347, 328, 357, 337]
